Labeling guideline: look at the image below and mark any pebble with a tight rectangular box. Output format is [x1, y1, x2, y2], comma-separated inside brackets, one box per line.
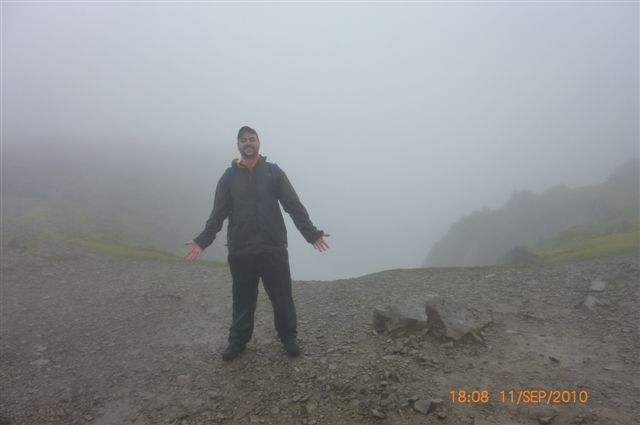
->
[430, 398, 444, 409]
[583, 295, 606, 311]
[358, 399, 372, 409]
[176, 374, 191, 386]
[371, 408, 386, 419]
[590, 280, 607, 291]
[413, 399, 432, 415]
[521, 405, 556, 419]
[305, 401, 318, 414]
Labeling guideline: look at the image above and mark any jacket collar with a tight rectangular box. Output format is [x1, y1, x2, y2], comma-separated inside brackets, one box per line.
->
[232, 155, 266, 169]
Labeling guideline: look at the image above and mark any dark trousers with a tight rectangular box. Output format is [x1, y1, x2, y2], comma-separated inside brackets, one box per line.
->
[227, 250, 297, 345]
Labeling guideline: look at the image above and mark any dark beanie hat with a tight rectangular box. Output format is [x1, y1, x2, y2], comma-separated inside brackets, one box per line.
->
[237, 126, 258, 140]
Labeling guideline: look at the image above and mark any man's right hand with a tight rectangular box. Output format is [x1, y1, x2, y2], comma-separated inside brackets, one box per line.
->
[183, 240, 203, 260]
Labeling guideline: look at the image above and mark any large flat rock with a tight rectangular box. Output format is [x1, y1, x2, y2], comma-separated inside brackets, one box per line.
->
[373, 304, 429, 335]
[424, 296, 492, 340]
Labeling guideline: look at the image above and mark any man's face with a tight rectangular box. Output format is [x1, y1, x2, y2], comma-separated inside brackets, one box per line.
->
[237, 132, 260, 159]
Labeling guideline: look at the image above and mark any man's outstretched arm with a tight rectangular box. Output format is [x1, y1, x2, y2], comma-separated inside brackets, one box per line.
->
[275, 166, 329, 251]
[184, 173, 232, 260]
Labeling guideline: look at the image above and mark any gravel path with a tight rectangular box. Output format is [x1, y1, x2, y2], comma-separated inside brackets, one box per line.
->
[1, 220, 638, 425]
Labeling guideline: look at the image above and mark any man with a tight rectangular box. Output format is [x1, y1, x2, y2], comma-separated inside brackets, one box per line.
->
[184, 126, 329, 361]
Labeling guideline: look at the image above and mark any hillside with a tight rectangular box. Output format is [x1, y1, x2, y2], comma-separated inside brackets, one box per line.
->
[424, 159, 639, 267]
[1, 217, 639, 425]
[1, 143, 231, 261]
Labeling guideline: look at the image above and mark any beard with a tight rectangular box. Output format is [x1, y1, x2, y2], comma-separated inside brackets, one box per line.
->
[240, 146, 258, 159]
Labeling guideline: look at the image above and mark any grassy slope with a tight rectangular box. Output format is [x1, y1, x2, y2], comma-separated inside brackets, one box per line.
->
[3, 196, 226, 266]
[533, 171, 639, 263]
[534, 218, 639, 263]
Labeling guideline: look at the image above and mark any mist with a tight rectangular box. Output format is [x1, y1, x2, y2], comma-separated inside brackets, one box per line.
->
[2, 2, 638, 280]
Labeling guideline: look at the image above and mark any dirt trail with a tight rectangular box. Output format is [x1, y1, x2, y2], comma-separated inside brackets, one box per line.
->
[1, 220, 638, 425]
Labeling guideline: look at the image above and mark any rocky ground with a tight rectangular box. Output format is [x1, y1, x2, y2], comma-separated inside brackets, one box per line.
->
[1, 219, 639, 425]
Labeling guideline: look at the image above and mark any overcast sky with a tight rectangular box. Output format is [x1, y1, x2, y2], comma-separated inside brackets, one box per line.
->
[2, 2, 638, 280]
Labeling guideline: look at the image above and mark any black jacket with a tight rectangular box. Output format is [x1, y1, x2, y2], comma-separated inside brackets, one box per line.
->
[194, 156, 323, 255]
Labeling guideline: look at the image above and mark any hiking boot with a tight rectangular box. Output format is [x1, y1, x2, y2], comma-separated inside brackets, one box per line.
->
[222, 342, 245, 361]
[283, 339, 301, 357]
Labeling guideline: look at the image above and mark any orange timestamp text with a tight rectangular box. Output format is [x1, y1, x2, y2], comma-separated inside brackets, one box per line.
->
[450, 389, 590, 405]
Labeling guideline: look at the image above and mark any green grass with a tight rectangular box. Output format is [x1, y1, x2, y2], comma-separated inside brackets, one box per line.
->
[5, 197, 226, 266]
[69, 236, 226, 266]
[535, 219, 640, 263]
[63, 237, 225, 265]
[70, 238, 183, 260]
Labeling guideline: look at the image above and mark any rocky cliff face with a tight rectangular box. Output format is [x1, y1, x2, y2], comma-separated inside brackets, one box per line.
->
[424, 159, 639, 267]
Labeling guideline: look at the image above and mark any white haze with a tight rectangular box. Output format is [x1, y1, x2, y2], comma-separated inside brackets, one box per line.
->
[2, 2, 638, 280]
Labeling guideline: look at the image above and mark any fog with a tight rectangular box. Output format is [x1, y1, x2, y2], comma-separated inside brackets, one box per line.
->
[2, 2, 638, 280]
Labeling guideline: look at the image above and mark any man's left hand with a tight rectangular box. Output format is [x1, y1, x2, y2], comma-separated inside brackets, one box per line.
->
[313, 234, 330, 252]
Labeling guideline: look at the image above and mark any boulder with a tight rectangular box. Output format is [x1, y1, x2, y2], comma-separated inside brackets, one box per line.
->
[372, 305, 429, 336]
[424, 296, 492, 341]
